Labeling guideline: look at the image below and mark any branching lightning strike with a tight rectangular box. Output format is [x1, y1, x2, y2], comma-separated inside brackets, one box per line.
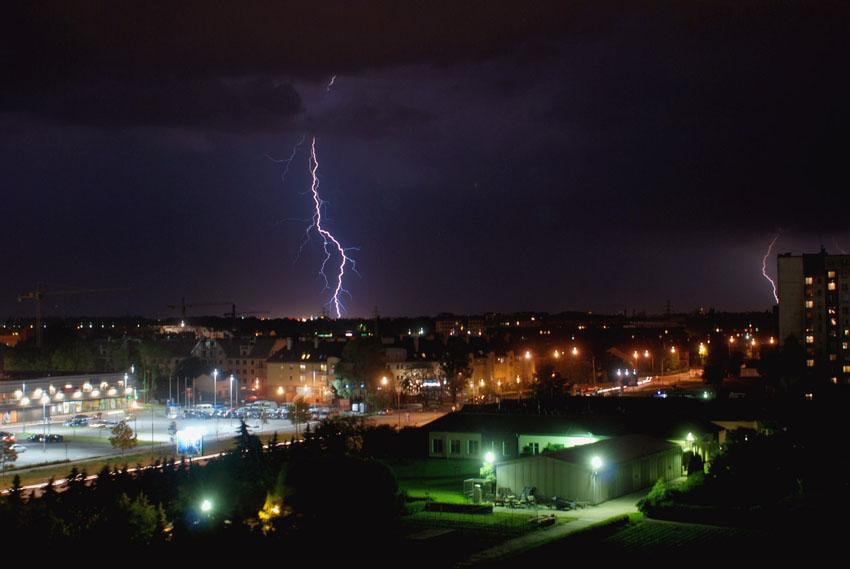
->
[266, 135, 306, 185]
[762, 233, 780, 303]
[306, 137, 358, 317]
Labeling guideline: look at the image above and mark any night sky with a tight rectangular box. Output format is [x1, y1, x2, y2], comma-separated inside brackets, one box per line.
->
[2, 1, 848, 320]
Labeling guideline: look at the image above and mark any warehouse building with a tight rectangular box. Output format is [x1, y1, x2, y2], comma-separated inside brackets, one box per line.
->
[495, 434, 682, 505]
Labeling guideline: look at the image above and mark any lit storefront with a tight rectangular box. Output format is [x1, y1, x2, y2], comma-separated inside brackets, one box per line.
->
[0, 373, 135, 425]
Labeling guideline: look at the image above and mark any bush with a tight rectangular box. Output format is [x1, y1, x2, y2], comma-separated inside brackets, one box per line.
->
[637, 478, 669, 516]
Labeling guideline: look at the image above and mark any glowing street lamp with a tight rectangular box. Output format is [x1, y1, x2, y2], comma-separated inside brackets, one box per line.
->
[229, 374, 234, 425]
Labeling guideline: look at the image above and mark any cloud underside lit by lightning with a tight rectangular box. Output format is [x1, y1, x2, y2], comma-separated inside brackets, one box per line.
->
[307, 137, 357, 317]
[762, 233, 780, 303]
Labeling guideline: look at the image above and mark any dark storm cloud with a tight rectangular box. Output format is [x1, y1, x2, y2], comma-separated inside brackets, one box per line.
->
[2, 1, 850, 318]
[1, 0, 577, 129]
[3, 75, 303, 131]
[306, 103, 432, 137]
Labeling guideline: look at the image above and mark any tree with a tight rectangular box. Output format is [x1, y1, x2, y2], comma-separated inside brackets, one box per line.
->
[283, 454, 402, 543]
[288, 398, 312, 437]
[109, 421, 138, 457]
[0, 439, 18, 483]
[334, 337, 387, 399]
[533, 363, 571, 402]
[137, 342, 171, 401]
[304, 414, 367, 455]
[439, 338, 472, 404]
[702, 333, 731, 387]
[233, 419, 263, 457]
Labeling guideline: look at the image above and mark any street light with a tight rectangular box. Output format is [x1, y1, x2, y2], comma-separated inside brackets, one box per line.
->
[213, 368, 218, 438]
[229, 374, 234, 426]
[41, 394, 50, 451]
[591, 455, 603, 471]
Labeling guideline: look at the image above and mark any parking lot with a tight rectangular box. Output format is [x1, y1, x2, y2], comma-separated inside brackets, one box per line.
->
[2, 404, 447, 471]
[2, 406, 302, 469]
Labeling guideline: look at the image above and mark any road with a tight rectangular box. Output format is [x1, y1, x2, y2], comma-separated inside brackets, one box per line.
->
[3, 406, 448, 471]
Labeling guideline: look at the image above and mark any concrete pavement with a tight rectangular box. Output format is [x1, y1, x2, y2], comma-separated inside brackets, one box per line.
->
[457, 489, 648, 567]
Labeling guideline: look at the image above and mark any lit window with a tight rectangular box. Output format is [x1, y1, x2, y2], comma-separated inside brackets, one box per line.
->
[844, 365, 850, 373]
[828, 271, 836, 278]
[805, 277, 813, 285]
[828, 282, 837, 291]
[806, 335, 814, 344]
[807, 359, 815, 367]
[805, 300, 814, 308]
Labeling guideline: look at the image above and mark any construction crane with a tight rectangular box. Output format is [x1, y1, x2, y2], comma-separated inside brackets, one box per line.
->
[17, 282, 127, 348]
[166, 297, 233, 319]
[222, 308, 269, 318]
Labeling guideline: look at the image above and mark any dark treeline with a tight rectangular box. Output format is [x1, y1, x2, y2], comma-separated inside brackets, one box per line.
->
[0, 418, 423, 553]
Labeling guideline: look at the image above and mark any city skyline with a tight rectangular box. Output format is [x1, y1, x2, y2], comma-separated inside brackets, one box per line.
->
[2, 1, 848, 319]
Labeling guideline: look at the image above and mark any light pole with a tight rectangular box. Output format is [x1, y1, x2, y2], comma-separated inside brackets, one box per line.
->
[395, 379, 402, 430]
[213, 368, 218, 438]
[644, 350, 655, 379]
[229, 374, 234, 426]
[41, 394, 49, 452]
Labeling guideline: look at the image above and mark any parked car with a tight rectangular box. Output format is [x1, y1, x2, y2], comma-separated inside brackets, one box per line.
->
[27, 433, 65, 443]
[10, 443, 26, 453]
[65, 415, 89, 427]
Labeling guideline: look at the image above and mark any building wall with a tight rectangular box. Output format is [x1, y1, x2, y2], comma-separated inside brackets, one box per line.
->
[266, 360, 333, 404]
[778, 254, 805, 349]
[429, 431, 483, 459]
[778, 252, 850, 383]
[495, 447, 681, 504]
[517, 434, 599, 455]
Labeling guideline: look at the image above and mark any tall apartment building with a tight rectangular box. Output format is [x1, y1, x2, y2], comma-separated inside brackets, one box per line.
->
[777, 249, 850, 383]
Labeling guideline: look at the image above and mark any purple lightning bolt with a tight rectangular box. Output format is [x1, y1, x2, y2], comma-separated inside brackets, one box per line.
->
[762, 233, 780, 303]
[266, 135, 306, 185]
[306, 137, 358, 317]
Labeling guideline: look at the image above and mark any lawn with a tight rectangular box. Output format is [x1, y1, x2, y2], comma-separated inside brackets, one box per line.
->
[386, 457, 481, 504]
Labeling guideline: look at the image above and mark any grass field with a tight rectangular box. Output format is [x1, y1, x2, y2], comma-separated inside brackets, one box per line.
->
[597, 519, 767, 552]
[387, 457, 480, 503]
